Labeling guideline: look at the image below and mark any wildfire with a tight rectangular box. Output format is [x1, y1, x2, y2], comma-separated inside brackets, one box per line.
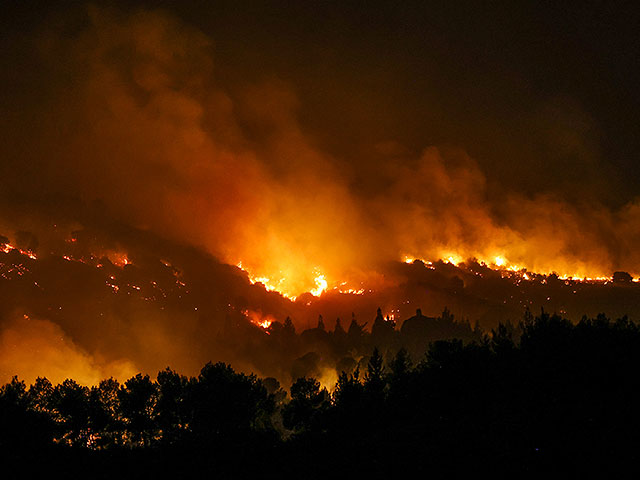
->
[236, 247, 633, 301]
[109, 253, 131, 267]
[310, 273, 328, 297]
[1, 242, 37, 260]
[237, 261, 333, 300]
[241, 309, 274, 330]
[402, 250, 622, 284]
[4, 228, 626, 314]
[336, 285, 366, 295]
[239, 262, 297, 300]
[443, 254, 463, 265]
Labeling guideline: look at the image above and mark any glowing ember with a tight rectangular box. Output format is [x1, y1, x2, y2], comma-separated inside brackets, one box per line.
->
[109, 253, 131, 267]
[336, 287, 365, 295]
[1, 242, 37, 259]
[241, 309, 274, 330]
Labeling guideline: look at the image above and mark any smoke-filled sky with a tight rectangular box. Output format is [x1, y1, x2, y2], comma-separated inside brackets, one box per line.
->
[2, 1, 640, 292]
[2, 1, 640, 386]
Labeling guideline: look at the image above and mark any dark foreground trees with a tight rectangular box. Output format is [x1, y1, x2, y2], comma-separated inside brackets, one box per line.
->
[3, 311, 640, 477]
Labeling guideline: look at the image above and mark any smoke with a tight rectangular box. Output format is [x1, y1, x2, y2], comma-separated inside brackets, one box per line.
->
[0, 312, 137, 385]
[11, 6, 371, 296]
[1, 4, 639, 383]
[1, 5, 637, 291]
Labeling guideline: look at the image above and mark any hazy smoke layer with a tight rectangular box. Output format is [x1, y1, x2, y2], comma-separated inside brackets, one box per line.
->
[0, 312, 137, 385]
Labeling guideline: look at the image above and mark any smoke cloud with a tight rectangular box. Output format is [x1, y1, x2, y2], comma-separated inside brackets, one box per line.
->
[3, 6, 639, 286]
[1, 4, 639, 384]
[0, 312, 137, 385]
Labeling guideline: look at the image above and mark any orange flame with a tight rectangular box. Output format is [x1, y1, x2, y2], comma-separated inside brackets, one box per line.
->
[1, 242, 37, 260]
[241, 309, 274, 330]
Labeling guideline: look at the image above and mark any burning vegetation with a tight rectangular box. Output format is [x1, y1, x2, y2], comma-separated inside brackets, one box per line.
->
[3, 4, 640, 310]
[1, 223, 640, 389]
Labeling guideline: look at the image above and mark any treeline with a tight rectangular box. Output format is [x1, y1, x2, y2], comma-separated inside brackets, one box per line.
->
[3, 311, 640, 476]
[223, 306, 480, 383]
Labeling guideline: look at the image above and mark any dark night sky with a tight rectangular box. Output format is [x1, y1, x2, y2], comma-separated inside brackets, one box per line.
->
[158, 1, 640, 203]
[2, 1, 639, 202]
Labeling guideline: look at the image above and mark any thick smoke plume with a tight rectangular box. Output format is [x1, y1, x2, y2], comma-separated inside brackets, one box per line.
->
[2, 6, 639, 289]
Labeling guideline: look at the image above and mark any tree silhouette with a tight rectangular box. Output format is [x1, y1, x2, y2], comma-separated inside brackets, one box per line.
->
[364, 347, 385, 399]
[156, 367, 190, 445]
[88, 377, 121, 447]
[1, 376, 54, 450]
[189, 362, 274, 445]
[28, 377, 54, 415]
[371, 307, 396, 348]
[52, 379, 90, 446]
[118, 374, 157, 446]
[2, 310, 640, 475]
[347, 313, 366, 350]
[282, 377, 329, 433]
